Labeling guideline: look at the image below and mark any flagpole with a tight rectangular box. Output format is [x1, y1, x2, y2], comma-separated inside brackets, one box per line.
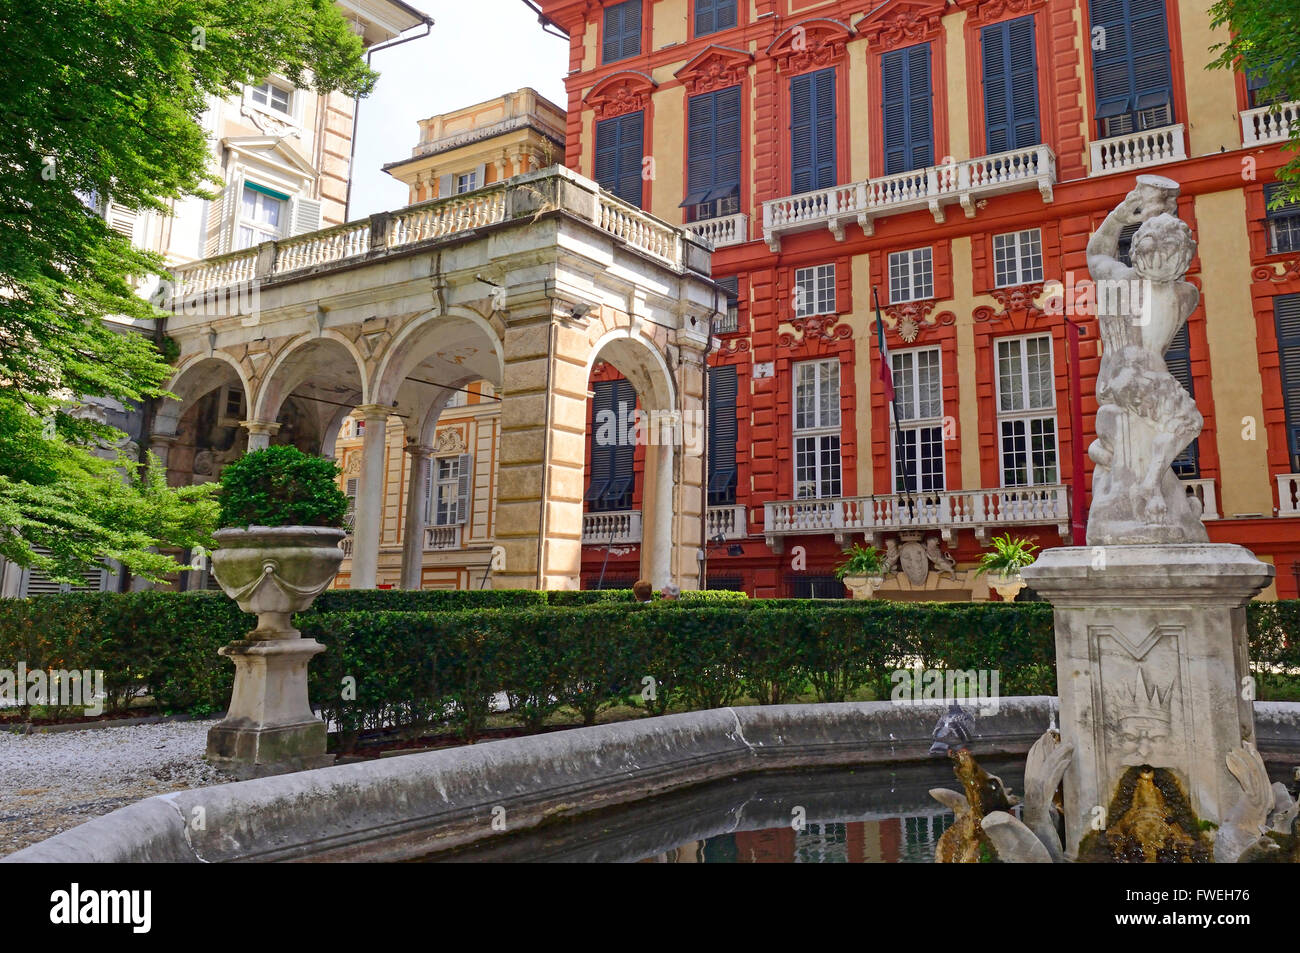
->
[873, 287, 915, 503]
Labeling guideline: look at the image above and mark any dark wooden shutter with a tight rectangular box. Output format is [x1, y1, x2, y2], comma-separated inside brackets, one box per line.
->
[1276, 294, 1300, 471]
[708, 365, 738, 505]
[714, 85, 742, 199]
[588, 379, 637, 511]
[685, 86, 742, 212]
[603, 0, 641, 64]
[1164, 323, 1199, 477]
[686, 91, 715, 204]
[982, 16, 1040, 154]
[586, 381, 614, 506]
[882, 44, 932, 175]
[595, 112, 645, 207]
[1089, 0, 1172, 134]
[791, 71, 815, 193]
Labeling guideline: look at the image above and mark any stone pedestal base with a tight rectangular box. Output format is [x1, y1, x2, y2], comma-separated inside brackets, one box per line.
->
[1021, 544, 1272, 859]
[206, 638, 333, 779]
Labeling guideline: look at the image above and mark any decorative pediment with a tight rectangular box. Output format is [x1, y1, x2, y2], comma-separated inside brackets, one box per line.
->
[855, 2, 944, 51]
[961, 0, 1046, 25]
[778, 314, 852, 349]
[973, 283, 1046, 326]
[674, 44, 753, 95]
[878, 299, 955, 343]
[765, 18, 854, 72]
[1253, 259, 1300, 283]
[584, 70, 658, 120]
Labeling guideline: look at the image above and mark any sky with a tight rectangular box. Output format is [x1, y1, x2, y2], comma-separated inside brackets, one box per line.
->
[348, 0, 570, 218]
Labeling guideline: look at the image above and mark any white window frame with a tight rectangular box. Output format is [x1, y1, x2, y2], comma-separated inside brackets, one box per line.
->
[792, 359, 842, 500]
[994, 334, 1058, 488]
[249, 80, 293, 115]
[235, 182, 286, 250]
[793, 264, 836, 318]
[890, 347, 945, 493]
[426, 454, 472, 526]
[455, 171, 478, 194]
[889, 247, 934, 303]
[992, 229, 1044, 288]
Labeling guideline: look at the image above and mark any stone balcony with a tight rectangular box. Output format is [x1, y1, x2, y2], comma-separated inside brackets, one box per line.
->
[760, 144, 1055, 252]
[1278, 473, 1300, 517]
[763, 485, 1072, 549]
[685, 212, 749, 250]
[706, 504, 747, 541]
[582, 510, 642, 545]
[1088, 124, 1187, 176]
[1242, 101, 1300, 147]
[424, 524, 462, 551]
[1182, 477, 1220, 521]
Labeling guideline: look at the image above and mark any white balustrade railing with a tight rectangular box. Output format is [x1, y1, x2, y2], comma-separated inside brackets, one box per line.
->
[1089, 124, 1187, 176]
[389, 188, 507, 247]
[762, 145, 1054, 250]
[582, 510, 642, 545]
[1182, 478, 1220, 520]
[706, 505, 747, 541]
[172, 248, 258, 298]
[685, 212, 749, 249]
[274, 220, 371, 274]
[1278, 473, 1300, 517]
[424, 524, 462, 551]
[1242, 101, 1299, 146]
[764, 485, 1071, 541]
[598, 197, 682, 266]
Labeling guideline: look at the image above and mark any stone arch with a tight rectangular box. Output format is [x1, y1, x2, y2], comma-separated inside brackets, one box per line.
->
[371, 307, 505, 410]
[252, 331, 368, 424]
[156, 352, 252, 438]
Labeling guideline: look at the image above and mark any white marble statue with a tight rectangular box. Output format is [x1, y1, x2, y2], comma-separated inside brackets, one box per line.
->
[1085, 174, 1208, 545]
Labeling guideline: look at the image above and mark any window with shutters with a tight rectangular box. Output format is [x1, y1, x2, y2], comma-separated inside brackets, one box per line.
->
[594, 111, 645, 207]
[996, 335, 1058, 487]
[791, 68, 837, 194]
[428, 454, 472, 525]
[694, 0, 736, 38]
[602, 0, 641, 64]
[455, 171, 478, 194]
[1265, 183, 1300, 255]
[881, 43, 933, 175]
[1088, 0, 1175, 138]
[344, 478, 357, 531]
[708, 365, 738, 505]
[891, 348, 944, 493]
[793, 359, 841, 500]
[1163, 323, 1199, 478]
[587, 379, 637, 511]
[981, 16, 1040, 154]
[889, 248, 934, 303]
[20, 548, 108, 597]
[992, 229, 1044, 287]
[1275, 294, 1300, 472]
[684, 85, 742, 223]
[1247, 62, 1284, 109]
[713, 276, 740, 334]
[236, 182, 286, 249]
[794, 264, 835, 317]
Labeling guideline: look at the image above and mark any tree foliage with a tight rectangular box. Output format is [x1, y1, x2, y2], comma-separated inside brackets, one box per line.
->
[0, 0, 378, 581]
[1209, 0, 1300, 204]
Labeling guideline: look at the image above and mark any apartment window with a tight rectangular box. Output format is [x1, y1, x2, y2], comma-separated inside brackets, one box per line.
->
[993, 229, 1044, 287]
[708, 365, 738, 506]
[996, 335, 1058, 486]
[793, 359, 841, 499]
[602, 0, 641, 64]
[1276, 294, 1300, 472]
[889, 247, 934, 303]
[694, 0, 736, 38]
[587, 378, 637, 511]
[1266, 183, 1300, 255]
[1247, 63, 1283, 109]
[881, 43, 933, 174]
[1089, 0, 1174, 138]
[981, 15, 1040, 154]
[250, 81, 292, 115]
[426, 454, 472, 526]
[684, 85, 742, 222]
[455, 171, 478, 194]
[353, 418, 366, 438]
[791, 68, 837, 194]
[794, 264, 835, 317]
[1163, 323, 1199, 478]
[344, 478, 357, 531]
[236, 182, 286, 250]
[713, 275, 740, 334]
[891, 348, 944, 493]
[594, 111, 645, 207]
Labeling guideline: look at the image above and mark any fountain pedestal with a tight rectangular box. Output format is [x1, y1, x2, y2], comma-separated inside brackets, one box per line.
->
[1021, 544, 1272, 858]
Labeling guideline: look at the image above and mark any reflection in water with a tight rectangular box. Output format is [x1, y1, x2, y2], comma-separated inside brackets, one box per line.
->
[648, 813, 956, 863]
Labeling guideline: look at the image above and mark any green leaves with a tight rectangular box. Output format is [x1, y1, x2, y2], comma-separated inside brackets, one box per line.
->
[974, 533, 1039, 577]
[217, 445, 349, 528]
[833, 543, 884, 580]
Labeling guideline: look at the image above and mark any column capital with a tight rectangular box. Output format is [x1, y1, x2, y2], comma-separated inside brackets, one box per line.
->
[240, 419, 281, 437]
[149, 431, 180, 447]
[354, 404, 392, 422]
[403, 443, 434, 459]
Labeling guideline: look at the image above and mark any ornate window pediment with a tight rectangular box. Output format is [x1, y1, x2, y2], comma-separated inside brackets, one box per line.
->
[765, 18, 854, 72]
[855, 1, 944, 51]
[674, 44, 753, 95]
[961, 0, 1047, 25]
[584, 70, 658, 120]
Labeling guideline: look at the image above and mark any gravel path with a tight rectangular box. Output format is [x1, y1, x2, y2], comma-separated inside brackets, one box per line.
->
[0, 719, 231, 856]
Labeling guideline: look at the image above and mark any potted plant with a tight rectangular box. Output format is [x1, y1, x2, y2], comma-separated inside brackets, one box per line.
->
[834, 543, 886, 599]
[206, 445, 350, 777]
[975, 533, 1039, 602]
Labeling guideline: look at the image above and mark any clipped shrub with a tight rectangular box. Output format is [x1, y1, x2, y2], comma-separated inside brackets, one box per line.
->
[217, 445, 349, 529]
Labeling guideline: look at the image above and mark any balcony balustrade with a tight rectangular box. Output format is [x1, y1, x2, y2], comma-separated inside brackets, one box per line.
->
[582, 510, 642, 545]
[1241, 102, 1299, 147]
[1181, 478, 1220, 521]
[424, 524, 462, 551]
[1278, 473, 1300, 517]
[706, 504, 748, 541]
[685, 212, 749, 249]
[1088, 124, 1187, 176]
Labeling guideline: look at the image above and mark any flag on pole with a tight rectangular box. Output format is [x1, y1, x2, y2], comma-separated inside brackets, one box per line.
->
[873, 287, 894, 403]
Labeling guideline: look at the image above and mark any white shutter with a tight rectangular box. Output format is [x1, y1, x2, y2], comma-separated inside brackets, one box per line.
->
[456, 453, 472, 525]
[423, 458, 433, 525]
[438, 173, 453, 198]
[473, 164, 487, 190]
[207, 180, 237, 257]
[104, 201, 138, 243]
[288, 195, 321, 236]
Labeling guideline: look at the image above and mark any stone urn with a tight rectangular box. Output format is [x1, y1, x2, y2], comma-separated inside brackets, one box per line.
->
[987, 570, 1026, 602]
[842, 574, 885, 599]
[207, 525, 345, 778]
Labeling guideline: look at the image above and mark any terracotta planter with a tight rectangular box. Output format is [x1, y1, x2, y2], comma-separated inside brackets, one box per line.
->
[210, 525, 346, 639]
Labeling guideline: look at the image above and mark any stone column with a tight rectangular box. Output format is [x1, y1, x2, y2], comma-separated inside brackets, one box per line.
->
[673, 341, 708, 589]
[241, 419, 281, 451]
[400, 444, 432, 590]
[642, 440, 674, 589]
[350, 404, 390, 589]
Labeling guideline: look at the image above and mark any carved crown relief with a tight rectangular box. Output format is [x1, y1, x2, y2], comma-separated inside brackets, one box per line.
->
[778, 314, 852, 349]
[675, 45, 753, 95]
[855, 2, 944, 51]
[963, 0, 1047, 24]
[879, 299, 956, 343]
[584, 70, 657, 120]
[766, 18, 854, 73]
[973, 283, 1046, 325]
